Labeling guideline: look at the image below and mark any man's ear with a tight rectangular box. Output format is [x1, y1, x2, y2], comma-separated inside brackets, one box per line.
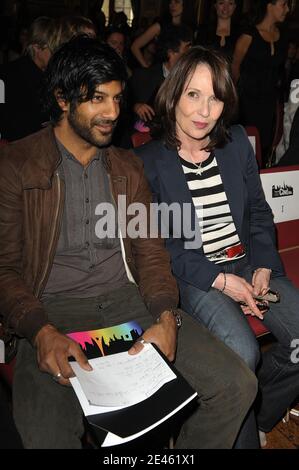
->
[54, 90, 68, 112]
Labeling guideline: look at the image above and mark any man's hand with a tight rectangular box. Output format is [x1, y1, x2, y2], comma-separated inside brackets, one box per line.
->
[34, 324, 92, 386]
[214, 273, 264, 319]
[128, 311, 178, 362]
[133, 103, 155, 122]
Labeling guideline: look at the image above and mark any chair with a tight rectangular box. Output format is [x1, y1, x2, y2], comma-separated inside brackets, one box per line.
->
[131, 131, 152, 148]
[245, 126, 263, 169]
[246, 316, 270, 338]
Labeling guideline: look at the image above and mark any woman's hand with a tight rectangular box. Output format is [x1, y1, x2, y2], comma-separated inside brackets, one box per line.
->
[252, 268, 271, 297]
[214, 273, 264, 319]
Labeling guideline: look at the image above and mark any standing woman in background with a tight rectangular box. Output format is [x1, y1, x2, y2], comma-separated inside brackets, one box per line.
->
[232, 0, 289, 165]
[196, 0, 240, 60]
[131, 0, 193, 68]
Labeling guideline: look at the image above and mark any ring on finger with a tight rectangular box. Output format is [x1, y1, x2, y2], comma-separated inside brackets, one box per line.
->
[52, 372, 62, 383]
[138, 338, 147, 345]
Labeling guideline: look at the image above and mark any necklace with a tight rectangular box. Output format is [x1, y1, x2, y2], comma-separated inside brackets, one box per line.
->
[189, 153, 208, 176]
[190, 160, 204, 176]
[179, 149, 210, 176]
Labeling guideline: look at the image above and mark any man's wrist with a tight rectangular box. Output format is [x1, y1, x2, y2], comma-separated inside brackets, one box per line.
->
[156, 309, 182, 329]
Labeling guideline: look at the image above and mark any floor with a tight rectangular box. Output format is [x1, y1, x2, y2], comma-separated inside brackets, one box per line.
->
[259, 338, 299, 449]
[262, 404, 299, 449]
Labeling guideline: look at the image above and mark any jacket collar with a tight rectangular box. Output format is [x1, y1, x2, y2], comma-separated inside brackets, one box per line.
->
[22, 125, 62, 189]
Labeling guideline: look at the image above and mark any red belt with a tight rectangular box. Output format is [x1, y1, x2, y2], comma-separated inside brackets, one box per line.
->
[225, 243, 245, 258]
[211, 243, 245, 260]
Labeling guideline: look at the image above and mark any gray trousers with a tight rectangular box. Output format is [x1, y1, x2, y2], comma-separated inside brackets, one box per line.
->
[13, 284, 257, 449]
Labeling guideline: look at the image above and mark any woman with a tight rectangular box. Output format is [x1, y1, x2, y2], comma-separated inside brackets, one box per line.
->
[232, 0, 289, 165]
[135, 46, 299, 448]
[196, 0, 239, 59]
[131, 0, 193, 68]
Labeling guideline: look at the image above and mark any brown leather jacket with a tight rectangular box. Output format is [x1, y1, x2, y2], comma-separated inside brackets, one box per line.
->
[0, 126, 178, 342]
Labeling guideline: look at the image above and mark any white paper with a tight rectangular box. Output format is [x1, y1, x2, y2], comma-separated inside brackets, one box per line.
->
[69, 376, 126, 416]
[70, 343, 176, 407]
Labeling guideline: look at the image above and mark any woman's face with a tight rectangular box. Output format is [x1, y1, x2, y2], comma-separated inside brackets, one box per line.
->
[268, 0, 289, 23]
[215, 0, 236, 20]
[175, 64, 224, 145]
[107, 32, 125, 57]
[169, 0, 184, 19]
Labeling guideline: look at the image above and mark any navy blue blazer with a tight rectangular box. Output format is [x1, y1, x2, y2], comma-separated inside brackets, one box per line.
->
[134, 125, 285, 291]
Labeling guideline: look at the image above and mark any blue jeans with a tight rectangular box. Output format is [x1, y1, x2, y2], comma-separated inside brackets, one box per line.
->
[178, 256, 299, 446]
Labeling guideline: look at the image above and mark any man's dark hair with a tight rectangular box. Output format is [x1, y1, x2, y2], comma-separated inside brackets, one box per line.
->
[43, 36, 128, 124]
[156, 24, 193, 64]
[151, 46, 238, 151]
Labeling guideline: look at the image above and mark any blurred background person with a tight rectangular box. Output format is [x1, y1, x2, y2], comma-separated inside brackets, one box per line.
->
[131, 0, 194, 69]
[0, 16, 55, 141]
[48, 15, 97, 53]
[196, 0, 241, 60]
[232, 0, 289, 166]
[105, 25, 132, 76]
[129, 24, 193, 133]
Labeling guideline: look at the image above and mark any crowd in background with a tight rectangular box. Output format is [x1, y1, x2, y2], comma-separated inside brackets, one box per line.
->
[0, 0, 298, 167]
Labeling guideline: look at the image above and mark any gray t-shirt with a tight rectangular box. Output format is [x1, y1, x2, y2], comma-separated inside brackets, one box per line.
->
[43, 140, 128, 298]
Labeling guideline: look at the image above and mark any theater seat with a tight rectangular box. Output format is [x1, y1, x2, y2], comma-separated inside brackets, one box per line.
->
[131, 131, 152, 148]
[246, 316, 270, 338]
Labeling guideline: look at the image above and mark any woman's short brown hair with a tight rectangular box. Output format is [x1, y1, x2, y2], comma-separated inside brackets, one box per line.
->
[152, 46, 238, 150]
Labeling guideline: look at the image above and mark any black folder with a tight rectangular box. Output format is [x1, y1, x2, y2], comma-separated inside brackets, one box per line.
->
[86, 346, 197, 445]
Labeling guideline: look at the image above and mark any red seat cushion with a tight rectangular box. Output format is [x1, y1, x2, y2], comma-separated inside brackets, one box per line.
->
[246, 316, 270, 337]
[280, 248, 299, 289]
[0, 360, 15, 387]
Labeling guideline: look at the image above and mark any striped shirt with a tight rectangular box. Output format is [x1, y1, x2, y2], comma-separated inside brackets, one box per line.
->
[180, 153, 246, 264]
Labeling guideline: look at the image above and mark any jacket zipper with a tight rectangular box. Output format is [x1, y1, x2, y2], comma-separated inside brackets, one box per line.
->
[34, 172, 64, 297]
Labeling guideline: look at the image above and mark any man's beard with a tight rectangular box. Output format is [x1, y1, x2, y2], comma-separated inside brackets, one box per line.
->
[68, 106, 118, 148]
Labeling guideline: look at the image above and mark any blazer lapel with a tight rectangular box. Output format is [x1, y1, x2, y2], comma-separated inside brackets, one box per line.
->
[156, 146, 194, 206]
[155, 146, 202, 243]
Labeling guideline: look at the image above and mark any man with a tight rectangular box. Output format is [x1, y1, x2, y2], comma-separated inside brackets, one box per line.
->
[0, 37, 256, 449]
[0, 16, 54, 141]
[129, 24, 193, 125]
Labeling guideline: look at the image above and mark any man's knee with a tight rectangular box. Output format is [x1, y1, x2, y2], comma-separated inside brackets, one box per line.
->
[224, 361, 258, 419]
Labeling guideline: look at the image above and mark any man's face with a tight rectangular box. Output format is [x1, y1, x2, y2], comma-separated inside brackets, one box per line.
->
[67, 81, 123, 147]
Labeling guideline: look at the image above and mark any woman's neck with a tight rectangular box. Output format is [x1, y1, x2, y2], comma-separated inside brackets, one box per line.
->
[179, 136, 211, 163]
[257, 16, 276, 33]
[216, 17, 231, 34]
[172, 15, 182, 26]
